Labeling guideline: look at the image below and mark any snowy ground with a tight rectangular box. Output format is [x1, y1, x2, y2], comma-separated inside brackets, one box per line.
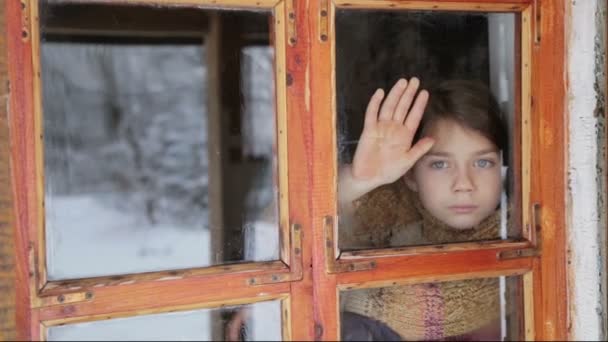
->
[46, 195, 211, 280]
[46, 195, 281, 341]
[40, 28, 280, 340]
[46, 194, 279, 279]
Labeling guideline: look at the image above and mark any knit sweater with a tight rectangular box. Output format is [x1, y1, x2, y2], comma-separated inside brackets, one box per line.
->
[340, 179, 502, 340]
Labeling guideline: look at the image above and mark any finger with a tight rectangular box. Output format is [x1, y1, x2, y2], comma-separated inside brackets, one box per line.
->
[363, 88, 384, 130]
[393, 77, 421, 123]
[378, 78, 408, 121]
[404, 89, 429, 134]
[391, 137, 434, 177]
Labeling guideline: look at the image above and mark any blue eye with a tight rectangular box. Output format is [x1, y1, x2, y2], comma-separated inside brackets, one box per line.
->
[430, 161, 448, 169]
[475, 159, 495, 168]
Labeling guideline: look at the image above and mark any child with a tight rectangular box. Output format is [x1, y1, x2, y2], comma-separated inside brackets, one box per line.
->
[339, 78, 507, 340]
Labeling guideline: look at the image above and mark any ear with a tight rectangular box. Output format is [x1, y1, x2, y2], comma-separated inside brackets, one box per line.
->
[404, 172, 418, 192]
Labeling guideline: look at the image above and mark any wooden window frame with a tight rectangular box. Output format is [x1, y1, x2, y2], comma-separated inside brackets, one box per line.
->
[309, 0, 566, 340]
[4, 0, 567, 340]
[7, 0, 314, 339]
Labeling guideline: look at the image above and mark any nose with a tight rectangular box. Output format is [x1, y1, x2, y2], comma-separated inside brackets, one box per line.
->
[452, 166, 474, 192]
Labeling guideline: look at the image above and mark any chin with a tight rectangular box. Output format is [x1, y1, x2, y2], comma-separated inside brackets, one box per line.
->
[441, 217, 482, 230]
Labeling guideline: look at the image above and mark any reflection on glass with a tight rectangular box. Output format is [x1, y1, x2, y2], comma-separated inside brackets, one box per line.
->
[336, 11, 518, 250]
[40, 2, 279, 280]
[47, 299, 282, 341]
[340, 276, 523, 341]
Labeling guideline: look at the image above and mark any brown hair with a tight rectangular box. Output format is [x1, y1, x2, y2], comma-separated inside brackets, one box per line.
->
[414, 80, 507, 152]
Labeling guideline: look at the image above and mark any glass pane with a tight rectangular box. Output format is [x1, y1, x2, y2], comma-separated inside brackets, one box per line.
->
[47, 299, 282, 341]
[336, 10, 519, 250]
[40, 2, 279, 280]
[340, 276, 524, 341]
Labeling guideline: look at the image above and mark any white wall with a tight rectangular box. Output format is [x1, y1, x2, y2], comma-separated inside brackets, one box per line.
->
[567, 0, 607, 340]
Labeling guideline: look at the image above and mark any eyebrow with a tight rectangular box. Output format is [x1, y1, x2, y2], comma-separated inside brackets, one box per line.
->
[424, 148, 499, 158]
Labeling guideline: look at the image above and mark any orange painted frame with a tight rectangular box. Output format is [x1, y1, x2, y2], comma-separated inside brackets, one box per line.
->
[6, 0, 315, 340]
[6, 0, 567, 340]
[308, 0, 566, 340]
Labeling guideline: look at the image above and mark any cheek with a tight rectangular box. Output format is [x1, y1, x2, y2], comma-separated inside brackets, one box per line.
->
[414, 170, 449, 199]
[480, 170, 502, 202]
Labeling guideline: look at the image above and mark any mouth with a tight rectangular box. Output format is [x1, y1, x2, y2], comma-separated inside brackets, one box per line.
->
[448, 205, 478, 214]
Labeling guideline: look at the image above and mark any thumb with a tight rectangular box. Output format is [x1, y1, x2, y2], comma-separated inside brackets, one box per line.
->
[406, 137, 435, 164]
[392, 137, 435, 178]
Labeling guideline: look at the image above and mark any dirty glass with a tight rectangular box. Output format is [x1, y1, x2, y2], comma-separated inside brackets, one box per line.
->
[47, 299, 282, 341]
[40, 2, 279, 280]
[336, 10, 519, 250]
[340, 275, 524, 341]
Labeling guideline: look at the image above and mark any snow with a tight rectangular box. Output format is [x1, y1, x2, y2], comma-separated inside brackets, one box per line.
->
[39, 31, 282, 339]
[46, 195, 210, 280]
[41, 41, 279, 280]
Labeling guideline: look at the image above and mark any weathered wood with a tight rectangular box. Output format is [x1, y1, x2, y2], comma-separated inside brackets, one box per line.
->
[46, 0, 280, 9]
[521, 6, 533, 241]
[337, 267, 530, 291]
[333, 0, 529, 11]
[280, 295, 292, 340]
[206, 11, 226, 278]
[30, 0, 49, 295]
[285, 0, 315, 339]
[511, 9, 524, 238]
[309, 0, 339, 339]
[248, 224, 303, 285]
[0, 0, 16, 340]
[532, 0, 568, 339]
[341, 240, 531, 258]
[7, 0, 37, 339]
[9, 0, 309, 339]
[39, 260, 287, 295]
[336, 248, 534, 286]
[38, 273, 290, 322]
[274, 1, 291, 267]
[308, 1, 566, 341]
[523, 269, 535, 340]
[5, 0, 568, 340]
[40, 292, 289, 326]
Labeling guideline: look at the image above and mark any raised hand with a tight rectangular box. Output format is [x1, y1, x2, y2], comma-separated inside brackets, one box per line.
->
[351, 77, 435, 188]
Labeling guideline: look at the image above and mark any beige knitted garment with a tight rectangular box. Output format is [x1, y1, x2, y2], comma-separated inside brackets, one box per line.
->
[341, 179, 502, 340]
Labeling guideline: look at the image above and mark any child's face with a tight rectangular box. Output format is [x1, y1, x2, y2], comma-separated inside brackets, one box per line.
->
[406, 119, 502, 230]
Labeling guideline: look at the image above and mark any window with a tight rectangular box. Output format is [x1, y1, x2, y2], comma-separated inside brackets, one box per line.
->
[6, 0, 568, 340]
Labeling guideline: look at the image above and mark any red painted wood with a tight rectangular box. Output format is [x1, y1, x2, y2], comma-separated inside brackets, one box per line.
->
[7, 0, 36, 339]
[285, 0, 315, 340]
[532, 0, 568, 338]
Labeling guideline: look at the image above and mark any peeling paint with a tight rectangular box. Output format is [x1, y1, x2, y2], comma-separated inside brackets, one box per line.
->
[117, 280, 136, 286]
[567, 0, 607, 340]
[156, 276, 182, 282]
[595, 0, 608, 338]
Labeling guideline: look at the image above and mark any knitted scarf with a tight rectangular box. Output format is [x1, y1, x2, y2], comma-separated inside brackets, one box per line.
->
[342, 180, 503, 340]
